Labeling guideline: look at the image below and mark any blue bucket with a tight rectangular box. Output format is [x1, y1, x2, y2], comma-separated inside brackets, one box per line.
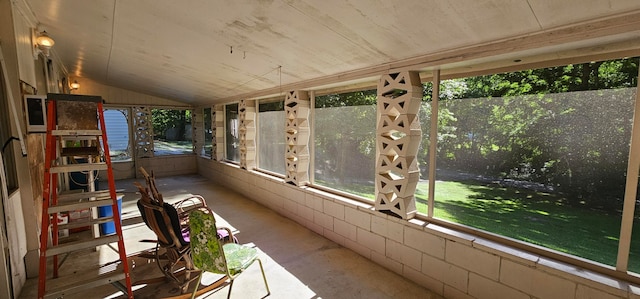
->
[98, 196, 122, 235]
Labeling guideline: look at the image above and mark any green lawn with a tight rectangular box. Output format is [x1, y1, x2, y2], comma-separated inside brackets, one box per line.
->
[153, 140, 193, 155]
[321, 178, 640, 272]
[416, 180, 640, 271]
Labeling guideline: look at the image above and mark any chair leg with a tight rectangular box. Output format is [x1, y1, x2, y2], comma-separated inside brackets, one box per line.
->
[226, 279, 234, 299]
[190, 271, 203, 299]
[257, 258, 270, 297]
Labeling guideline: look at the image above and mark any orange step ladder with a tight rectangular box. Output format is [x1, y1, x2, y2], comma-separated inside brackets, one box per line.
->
[37, 93, 133, 299]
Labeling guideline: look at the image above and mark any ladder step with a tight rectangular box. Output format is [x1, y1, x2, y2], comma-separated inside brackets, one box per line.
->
[44, 263, 126, 299]
[49, 197, 114, 214]
[58, 190, 113, 202]
[57, 216, 115, 230]
[50, 163, 107, 173]
[61, 147, 100, 157]
[52, 130, 103, 136]
[46, 235, 120, 256]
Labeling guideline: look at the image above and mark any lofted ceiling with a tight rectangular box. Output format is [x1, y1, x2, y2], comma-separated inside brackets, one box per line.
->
[22, 0, 640, 105]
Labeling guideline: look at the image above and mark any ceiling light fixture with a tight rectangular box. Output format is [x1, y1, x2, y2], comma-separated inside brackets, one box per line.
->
[34, 30, 55, 57]
[70, 80, 80, 90]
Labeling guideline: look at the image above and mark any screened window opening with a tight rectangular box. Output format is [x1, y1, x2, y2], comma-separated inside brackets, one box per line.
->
[417, 58, 639, 271]
[103, 108, 131, 161]
[152, 108, 193, 155]
[225, 103, 240, 162]
[314, 89, 377, 199]
[258, 100, 285, 175]
[203, 107, 213, 158]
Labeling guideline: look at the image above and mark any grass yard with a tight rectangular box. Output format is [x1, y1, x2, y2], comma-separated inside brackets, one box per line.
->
[320, 178, 640, 273]
[415, 180, 640, 272]
[153, 140, 193, 155]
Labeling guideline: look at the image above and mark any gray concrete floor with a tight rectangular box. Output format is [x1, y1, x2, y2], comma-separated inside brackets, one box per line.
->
[20, 174, 443, 299]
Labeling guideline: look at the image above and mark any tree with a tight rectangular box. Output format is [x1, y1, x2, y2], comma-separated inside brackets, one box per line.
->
[425, 57, 639, 205]
[314, 90, 377, 186]
[152, 109, 192, 141]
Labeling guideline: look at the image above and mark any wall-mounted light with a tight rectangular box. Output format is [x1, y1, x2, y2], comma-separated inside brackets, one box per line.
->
[34, 30, 55, 57]
[70, 80, 80, 90]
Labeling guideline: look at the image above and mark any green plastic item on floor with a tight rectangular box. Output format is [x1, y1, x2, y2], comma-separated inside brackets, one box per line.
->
[189, 209, 270, 299]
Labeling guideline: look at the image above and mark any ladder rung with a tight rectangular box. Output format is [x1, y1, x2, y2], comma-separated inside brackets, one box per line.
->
[49, 198, 114, 214]
[58, 190, 113, 202]
[57, 216, 115, 230]
[45, 264, 125, 299]
[46, 235, 120, 256]
[61, 147, 100, 157]
[50, 163, 107, 173]
[60, 136, 101, 142]
[52, 130, 103, 136]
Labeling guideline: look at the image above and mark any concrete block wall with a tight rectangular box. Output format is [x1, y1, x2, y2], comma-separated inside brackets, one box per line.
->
[198, 158, 640, 299]
[137, 155, 197, 178]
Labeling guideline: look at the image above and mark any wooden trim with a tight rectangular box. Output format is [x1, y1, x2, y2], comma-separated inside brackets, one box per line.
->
[616, 65, 640, 271]
[427, 70, 439, 217]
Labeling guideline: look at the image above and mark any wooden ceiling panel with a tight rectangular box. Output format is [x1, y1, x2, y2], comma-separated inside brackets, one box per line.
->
[22, 0, 640, 105]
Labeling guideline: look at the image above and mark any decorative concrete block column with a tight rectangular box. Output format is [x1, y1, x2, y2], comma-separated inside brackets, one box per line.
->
[239, 99, 256, 170]
[375, 71, 422, 220]
[214, 104, 224, 161]
[284, 90, 310, 186]
[132, 106, 154, 158]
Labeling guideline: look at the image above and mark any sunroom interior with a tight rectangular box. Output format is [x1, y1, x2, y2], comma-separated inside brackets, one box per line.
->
[3, 0, 640, 298]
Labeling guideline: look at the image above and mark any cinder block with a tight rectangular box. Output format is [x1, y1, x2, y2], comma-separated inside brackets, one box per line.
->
[284, 185, 306, 205]
[403, 266, 445, 296]
[500, 259, 576, 299]
[324, 200, 345, 220]
[283, 198, 297, 214]
[305, 218, 324, 236]
[422, 253, 468, 292]
[345, 207, 371, 230]
[404, 227, 446, 259]
[443, 285, 475, 299]
[357, 227, 385, 254]
[334, 218, 357, 241]
[313, 210, 333, 230]
[264, 191, 284, 210]
[372, 250, 403, 275]
[468, 272, 529, 299]
[323, 229, 345, 246]
[386, 239, 421, 271]
[576, 284, 624, 299]
[629, 284, 640, 299]
[304, 192, 317, 209]
[446, 240, 500, 281]
[345, 238, 371, 259]
[298, 204, 313, 221]
[371, 215, 404, 243]
[538, 257, 627, 297]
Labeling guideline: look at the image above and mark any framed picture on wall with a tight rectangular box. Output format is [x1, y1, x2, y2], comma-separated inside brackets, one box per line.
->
[23, 95, 47, 133]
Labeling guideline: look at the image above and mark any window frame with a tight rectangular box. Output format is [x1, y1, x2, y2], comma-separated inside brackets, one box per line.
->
[202, 106, 213, 159]
[224, 102, 240, 164]
[151, 107, 194, 156]
[415, 57, 640, 282]
[102, 106, 133, 162]
[256, 98, 286, 177]
[310, 88, 378, 202]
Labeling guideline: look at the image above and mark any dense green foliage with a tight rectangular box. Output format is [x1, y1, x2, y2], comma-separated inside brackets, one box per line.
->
[427, 58, 639, 206]
[314, 90, 377, 189]
[152, 108, 192, 141]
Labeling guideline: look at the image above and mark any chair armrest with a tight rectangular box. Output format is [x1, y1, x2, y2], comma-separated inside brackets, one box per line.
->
[173, 194, 209, 215]
[217, 226, 236, 244]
